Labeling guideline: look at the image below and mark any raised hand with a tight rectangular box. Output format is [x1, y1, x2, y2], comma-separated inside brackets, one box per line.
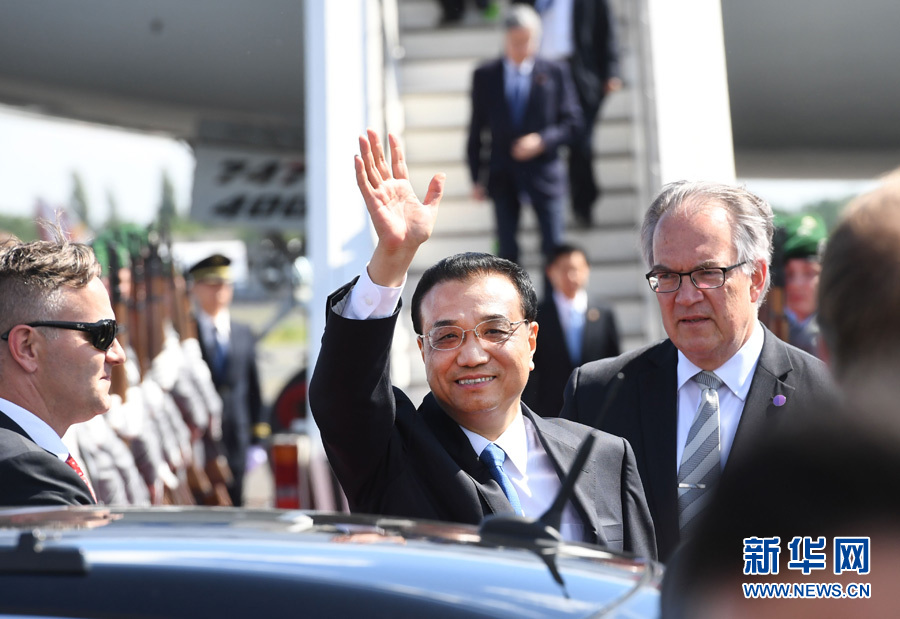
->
[356, 129, 445, 286]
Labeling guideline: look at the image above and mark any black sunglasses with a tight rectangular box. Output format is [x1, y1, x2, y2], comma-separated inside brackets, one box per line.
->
[0, 319, 119, 351]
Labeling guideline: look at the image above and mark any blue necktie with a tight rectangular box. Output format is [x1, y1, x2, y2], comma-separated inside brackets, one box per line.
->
[480, 443, 524, 516]
[535, 0, 554, 13]
[566, 304, 584, 365]
[212, 327, 228, 382]
[509, 71, 528, 127]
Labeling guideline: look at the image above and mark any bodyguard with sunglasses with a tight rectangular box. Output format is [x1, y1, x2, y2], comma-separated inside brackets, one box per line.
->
[0, 231, 126, 506]
[309, 131, 656, 559]
[560, 181, 836, 562]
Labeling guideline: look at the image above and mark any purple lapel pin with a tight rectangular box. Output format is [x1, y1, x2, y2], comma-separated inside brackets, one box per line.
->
[773, 394, 787, 407]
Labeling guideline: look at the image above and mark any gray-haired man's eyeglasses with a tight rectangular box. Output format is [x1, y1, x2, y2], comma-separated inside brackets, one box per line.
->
[645, 262, 747, 293]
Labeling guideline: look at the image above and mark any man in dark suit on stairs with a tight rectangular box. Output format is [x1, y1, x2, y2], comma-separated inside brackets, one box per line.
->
[515, 0, 622, 228]
[524, 243, 620, 417]
[467, 4, 582, 265]
[560, 181, 837, 562]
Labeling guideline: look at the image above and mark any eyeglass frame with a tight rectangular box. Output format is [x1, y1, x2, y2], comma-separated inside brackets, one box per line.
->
[418, 318, 529, 351]
[645, 261, 749, 293]
[0, 319, 119, 351]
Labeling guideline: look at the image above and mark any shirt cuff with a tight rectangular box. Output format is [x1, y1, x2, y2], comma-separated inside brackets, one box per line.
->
[336, 265, 405, 320]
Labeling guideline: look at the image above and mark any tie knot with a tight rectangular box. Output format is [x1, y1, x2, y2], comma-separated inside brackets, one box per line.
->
[693, 371, 723, 391]
[480, 443, 507, 468]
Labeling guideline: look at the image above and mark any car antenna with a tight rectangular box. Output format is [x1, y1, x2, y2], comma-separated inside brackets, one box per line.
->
[539, 372, 625, 534]
[478, 372, 625, 594]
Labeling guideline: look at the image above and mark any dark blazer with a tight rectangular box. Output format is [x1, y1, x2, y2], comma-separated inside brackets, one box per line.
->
[196, 318, 265, 505]
[525, 293, 621, 417]
[514, 0, 620, 110]
[560, 325, 837, 562]
[0, 411, 95, 507]
[309, 282, 657, 560]
[466, 57, 583, 200]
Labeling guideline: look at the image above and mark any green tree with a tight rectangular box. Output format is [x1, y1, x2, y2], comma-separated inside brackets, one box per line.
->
[0, 215, 38, 241]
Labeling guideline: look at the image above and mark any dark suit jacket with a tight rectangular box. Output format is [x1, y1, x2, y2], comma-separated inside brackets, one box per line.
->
[309, 282, 656, 559]
[525, 293, 621, 416]
[515, 0, 620, 110]
[0, 411, 95, 507]
[560, 325, 837, 562]
[466, 57, 583, 200]
[196, 318, 265, 489]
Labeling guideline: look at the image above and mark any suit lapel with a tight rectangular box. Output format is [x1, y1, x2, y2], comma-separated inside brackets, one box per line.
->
[729, 326, 795, 467]
[581, 302, 606, 361]
[541, 296, 565, 342]
[526, 408, 602, 543]
[418, 395, 512, 520]
[637, 341, 679, 545]
[489, 60, 516, 132]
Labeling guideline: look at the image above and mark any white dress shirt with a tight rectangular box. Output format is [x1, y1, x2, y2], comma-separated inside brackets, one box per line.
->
[0, 397, 68, 461]
[460, 415, 585, 542]
[675, 321, 765, 470]
[553, 288, 587, 364]
[340, 269, 586, 542]
[537, 0, 575, 60]
[197, 310, 231, 349]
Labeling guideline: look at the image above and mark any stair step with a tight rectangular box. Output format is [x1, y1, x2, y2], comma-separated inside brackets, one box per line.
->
[398, 0, 511, 31]
[417, 218, 642, 264]
[400, 27, 502, 61]
[400, 58, 481, 94]
[431, 191, 639, 233]
[401, 88, 634, 128]
[404, 121, 635, 164]
[407, 157, 639, 200]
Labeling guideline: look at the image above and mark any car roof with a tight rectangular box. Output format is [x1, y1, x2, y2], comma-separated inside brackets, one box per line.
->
[0, 506, 661, 618]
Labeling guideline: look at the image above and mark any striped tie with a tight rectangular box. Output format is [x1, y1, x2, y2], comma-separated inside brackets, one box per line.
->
[677, 371, 723, 533]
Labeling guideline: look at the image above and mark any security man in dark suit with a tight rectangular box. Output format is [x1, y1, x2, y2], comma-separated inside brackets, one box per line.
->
[0, 230, 127, 506]
[467, 4, 583, 265]
[561, 181, 837, 562]
[189, 254, 268, 506]
[514, 0, 621, 228]
[310, 130, 656, 559]
[524, 243, 620, 416]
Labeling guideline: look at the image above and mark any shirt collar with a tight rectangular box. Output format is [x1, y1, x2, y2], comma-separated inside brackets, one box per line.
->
[504, 57, 535, 76]
[552, 288, 587, 314]
[198, 310, 230, 337]
[676, 320, 765, 401]
[0, 397, 68, 460]
[460, 411, 528, 474]
[785, 307, 816, 329]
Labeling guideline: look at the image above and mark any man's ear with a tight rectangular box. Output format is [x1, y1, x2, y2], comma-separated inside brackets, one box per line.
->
[528, 321, 539, 371]
[749, 259, 768, 304]
[5, 326, 41, 373]
[416, 334, 426, 362]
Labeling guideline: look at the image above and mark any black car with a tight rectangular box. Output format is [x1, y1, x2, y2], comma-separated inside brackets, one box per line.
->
[0, 506, 661, 618]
